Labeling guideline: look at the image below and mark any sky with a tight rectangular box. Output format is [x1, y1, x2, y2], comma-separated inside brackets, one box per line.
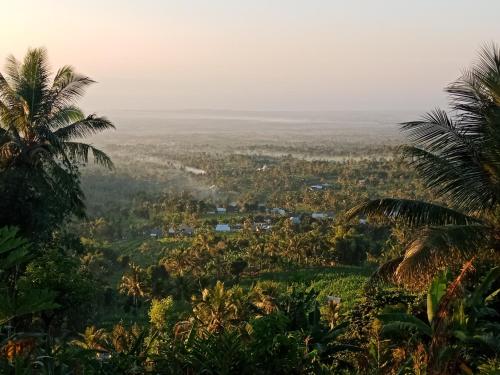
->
[1, 0, 499, 112]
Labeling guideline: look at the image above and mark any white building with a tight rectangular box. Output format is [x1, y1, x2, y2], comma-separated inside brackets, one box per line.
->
[312, 212, 327, 220]
[215, 224, 231, 232]
[309, 184, 324, 190]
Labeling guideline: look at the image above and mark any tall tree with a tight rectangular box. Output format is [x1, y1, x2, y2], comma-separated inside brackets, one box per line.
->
[119, 263, 147, 309]
[348, 43, 500, 288]
[0, 48, 114, 237]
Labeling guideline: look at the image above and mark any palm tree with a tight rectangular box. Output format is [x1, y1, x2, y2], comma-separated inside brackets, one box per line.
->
[71, 325, 107, 351]
[191, 281, 247, 335]
[0, 47, 114, 169]
[119, 263, 147, 308]
[0, 48, 114, 234]
[348, 43, 500, 288]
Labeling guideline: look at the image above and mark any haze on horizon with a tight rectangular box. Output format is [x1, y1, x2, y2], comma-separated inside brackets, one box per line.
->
[1, 0, 499, 113]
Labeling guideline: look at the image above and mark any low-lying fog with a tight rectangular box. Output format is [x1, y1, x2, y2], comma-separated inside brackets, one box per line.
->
[89, 109, 418, 147]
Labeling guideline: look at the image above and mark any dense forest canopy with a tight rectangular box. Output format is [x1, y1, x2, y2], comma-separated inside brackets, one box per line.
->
[0, 46, 499, 374]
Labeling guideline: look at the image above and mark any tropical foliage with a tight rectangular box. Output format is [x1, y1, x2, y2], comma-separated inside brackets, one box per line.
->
[379, 264, 500, 374]
[0, 46, 499, 374]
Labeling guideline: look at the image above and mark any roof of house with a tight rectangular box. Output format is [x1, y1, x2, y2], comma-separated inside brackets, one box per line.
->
[215, 224, 231, 231]
[312, 212, 327, 219]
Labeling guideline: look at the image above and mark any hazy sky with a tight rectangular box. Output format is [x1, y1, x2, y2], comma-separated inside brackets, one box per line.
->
[1, 0, 499, 112]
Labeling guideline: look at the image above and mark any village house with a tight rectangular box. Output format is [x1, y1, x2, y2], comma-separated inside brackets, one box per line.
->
[215, 224, 231, 232]
[311, 212, 328, 220]
[309, 184, 324, 190]
[167, 224, 194, 236]
[253, 222, 272, 232]
[309, 183, 331, 191]
[227, 202, 239, 213]
[178, 224, 195, 236]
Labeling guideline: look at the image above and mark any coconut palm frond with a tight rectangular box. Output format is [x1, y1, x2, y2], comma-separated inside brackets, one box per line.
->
[63, 141, 114, 169]
[4, 55, 21, 88]
[54, 114, 114, 140]
[476, 42, 500, 81]
[476, 46, 500, 119]
[49, 65, 95, 109]
[447, 71, 491, 136]
[347, 198, 479, 227]
[0, 73, 28, 133]
[35, 155, 86, 217]
[367, 256, 405, 287]
[0, 71, 18, 108]
[394, 225, 491, 288]
[47, 105, 85, 129]
[0, 98, 21, 137]
[401, 109, 477, 155]
[16, 48, 51, 123]
[447, 43, 500, 133]
[402, 146, 496, 212]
